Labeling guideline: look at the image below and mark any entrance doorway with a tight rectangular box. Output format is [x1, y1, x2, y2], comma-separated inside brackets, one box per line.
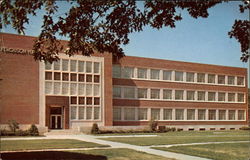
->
[50, 107, 63, 129]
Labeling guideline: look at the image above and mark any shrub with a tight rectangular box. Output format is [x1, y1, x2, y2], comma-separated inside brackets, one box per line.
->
[170, 127, 176, 132]
[28, 124, 39, 136]
[16, 130, 30, 136]
[177, 128, 183, 132]
[165, 127, 172, 132]
[8, 120, 19, 133]
[158, 126, 166, 133]
[91, 123, 100, 134]
[239, 126, 250, 130]
[0, 129, 15, 136]
[149, 119, 158, 132]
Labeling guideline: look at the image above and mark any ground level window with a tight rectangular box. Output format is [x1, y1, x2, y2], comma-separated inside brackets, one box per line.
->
[228, 110, 235, 120]
[124, 108, 135, 120]
[187, 109, 195, 120]
[151, 108, 160, 120]
[138, 108, 148, 120]
[175, 109, 184, 120]
[113, 108, 121, 120]
[198, 109, 206, 120]
[208, 110, 216, 120]
[70, 106, 77, 120]
[238, 110, 245, 120]
[163, 109, 172, 120]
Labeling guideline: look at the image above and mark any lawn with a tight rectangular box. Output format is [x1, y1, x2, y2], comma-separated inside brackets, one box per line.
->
[99, 130, 250, 146]
[153, 142, 250, 160]
[0, 139, 109, 151]
[1, 148, 174, 160]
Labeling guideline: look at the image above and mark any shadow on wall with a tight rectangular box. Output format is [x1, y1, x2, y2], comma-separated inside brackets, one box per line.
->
[1, 151, 107, 160]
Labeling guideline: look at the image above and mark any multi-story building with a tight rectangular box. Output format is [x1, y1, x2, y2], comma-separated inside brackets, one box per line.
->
[0, 33, 248, 132]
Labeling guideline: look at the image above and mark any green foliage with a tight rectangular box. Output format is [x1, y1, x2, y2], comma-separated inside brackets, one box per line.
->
[149, 119, 158, 132]
[239, 126, 250, 130]
[28, 124, 39, 136]
[8, 120, 19, 133]
[91, 123, 100, 134]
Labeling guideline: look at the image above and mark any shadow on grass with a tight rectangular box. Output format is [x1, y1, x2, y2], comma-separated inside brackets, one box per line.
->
[1, 151, 107, 160]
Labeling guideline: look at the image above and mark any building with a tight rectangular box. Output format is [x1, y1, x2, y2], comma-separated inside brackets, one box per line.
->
[0, 33, 248, 132]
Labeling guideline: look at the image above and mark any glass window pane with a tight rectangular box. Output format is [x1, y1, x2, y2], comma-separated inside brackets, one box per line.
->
[186, 72, 194, 82]
[163, 89, 172, 99]
[62, 59, 69, 71]
[163, 109, 172, 120]
[228, 93, 235, 102]
[94, 75, 100, 83]
[208, 74, 215, 83]
[218, 75, 225, 84]
[53, 60, 60, 70]
[86, 97, 92, 105]
[237, 77, 244, 85]
[208, 92, 216, 101]
[86, 107, 92, 120]
[208, 110, 216, 120]
[78, 61, 84, 72]
[70, 60, 77, 72]
[198, 109, 206, 120]
[62, 73, 69, 81]
[218, 92, 225, 102]
[94, 107, 100, 120]
[86, 62, 92, 73]
[123, 67, 134, 79]
[151, 108, 160, 120]
[86, 75, 92, 82]
[70, 73, 77, 81]
[150, 69, 160, 80]
[45, 72, 52, 80]
[54, 82, 61, 94]
[62, 82, 69, 95]
[78, 74, 85, 82]
[70, 83, 77, 95]
[151, 89, 160, 99]
[138, 88, 147, 99]
[163, 70, 172, 80]
[228, 76, 235, 85]
[86, 84, 92, 96]
[175, 90, 184, 100]
[79, 97, 85, 105]
[70, 106, 77, 120]
[94, 84, 100, 96]
[124, 87, 135, 99]
[197, 73, 205, 83]
[94, 97, 100, 105]
[45, 82, 52, 94]
[112, 65, 121, 78]
[124, 108, 135, 120]
[45, 62, 52, 70]
[137, 68, 147, 79]
[238, 93, 244, 102]
[138, 108, 148, 120]
[94, 62, 100, 73]
[238, 110, 245, 120]
[187, 109, 195, 120]
[78, 84, 85, 95]
[54, 72, 61, 80]
[70, 97, 77, 104]
[175, 109, 184, 120]
[198, 91, 205, 101]
[113, 86, 121, 98]
[79, 106, 85, 119]
[175, 71, 183, 81]
[219, 110, 226, 120]
[187, 91, 195, 100]
[113, 108, 121, 120]
[228, 110, 235, 120]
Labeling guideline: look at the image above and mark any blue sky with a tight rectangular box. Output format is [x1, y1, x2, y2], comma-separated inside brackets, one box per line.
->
[2, 1, 249, 69]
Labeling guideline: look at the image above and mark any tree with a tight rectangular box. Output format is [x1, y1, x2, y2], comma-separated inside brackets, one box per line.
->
[0, 0, 249, 63]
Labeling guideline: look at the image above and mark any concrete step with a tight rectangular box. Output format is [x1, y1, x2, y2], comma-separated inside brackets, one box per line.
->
[44, 129, 82, 135]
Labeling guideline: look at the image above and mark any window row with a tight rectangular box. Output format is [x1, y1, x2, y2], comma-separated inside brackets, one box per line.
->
[113, 107, 246, 121]
[113, 86, 245, 103]
[45, 82, 100, 96]
[45, 59, 101, 74]
[70, 106, 100, 120]
[70, 96, 100, 105]
[45, 72, 100, 83]
[112, 65, 245, 86]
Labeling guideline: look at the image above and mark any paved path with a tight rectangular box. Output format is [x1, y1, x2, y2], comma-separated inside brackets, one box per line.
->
[2, 134, 249, 160]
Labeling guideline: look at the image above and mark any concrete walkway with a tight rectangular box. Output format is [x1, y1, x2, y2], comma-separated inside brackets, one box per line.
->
[2, 134, 248, 160]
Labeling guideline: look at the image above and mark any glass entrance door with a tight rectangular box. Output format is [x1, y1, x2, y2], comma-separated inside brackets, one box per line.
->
[51, 115, 62, 129]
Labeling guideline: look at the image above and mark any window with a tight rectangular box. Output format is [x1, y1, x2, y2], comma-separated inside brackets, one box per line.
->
[175, 109, 184, 120]
[218, 75, 225, 84]
[78, 61, 84, 72]
[219, 110, 226, 120]
[62, 59, 69, 71]
[53, 60, 60, 70]
[78, 74, 85, 82]
[238, 110, 245, 120]
[54, 82, 61, 94]
[237, 77, 244, 85]
[150, 69, 160, 80]
[187, 109, 195, 120]
[208, 74, 215, 83]
[175, 90, 184, 100]
[70, 106, 77, 120]
[70, 60, 77, 72]
[137, 68, 147, 79]
[208, 92, 216, 101]
[70, 83, 77, 95]
[86, 107, 92, 119]
[70, 96, 77, 104]
[163, 70, 172, 80]
[70, 73, 77, 81]
[228, 93, 235, 102]
[138, 108, 148, 120]
[79, 97, 85, 105]
[62, 83, 69, 95]
[78, 106, 85, 119]
[218, 92, 225, 102]
[45, 62, 52, 70]
[94, 62, 100, 73]
[187, 91, 195, 100]
[45, 82, 52, 94]
[151, 89, 160, 99]
[228, 110, 235, 120]
[78, 84, 85, 95]
[238, 93, 244, 102]
[197, 91, 205, 101]
[208, 110, 216, 120]
[94, 75, 100, 83]
[86, 75, 92, 82]
[94, 97, 100, 105]
[94, 84, 100, 96]
[112, 65, 121, 78]
[113, 108, 121, 120]
[138, 88, 148, 99]
[86, 62, 92, 73]
[175, 71, 183, 81]
[163, 89, 172, 100]
[94, 107, 100, 119]
[87, 97, 92, 105]
[86, 84, 92, 96]
[45, 72, 52, 80]
[124, 108, 135, 120]
[124, 87, 135, 99]
[163, 109, 172, 120]
[123, 67, 134, 79]
[151, 108, 160, 120]
[228, 76, 235, 85]
[197, 73, 205, 83]
[186, 72, 194, 82]
[113, 86, 121, 98]
[54, 72, 61, 80]
[198, 109, 206, 120]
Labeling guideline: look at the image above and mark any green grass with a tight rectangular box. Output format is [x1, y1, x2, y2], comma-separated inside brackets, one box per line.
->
[0, 139, 109, 151]
[153, 142, 250, 160]
[75, 148, 174, 160]
[99, 131, 250, 146]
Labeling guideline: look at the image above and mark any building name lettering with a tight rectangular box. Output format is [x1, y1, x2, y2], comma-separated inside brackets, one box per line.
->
[0, 47, 34, 55]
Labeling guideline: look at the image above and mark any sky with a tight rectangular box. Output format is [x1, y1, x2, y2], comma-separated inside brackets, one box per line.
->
[2, 1, 249, 71]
